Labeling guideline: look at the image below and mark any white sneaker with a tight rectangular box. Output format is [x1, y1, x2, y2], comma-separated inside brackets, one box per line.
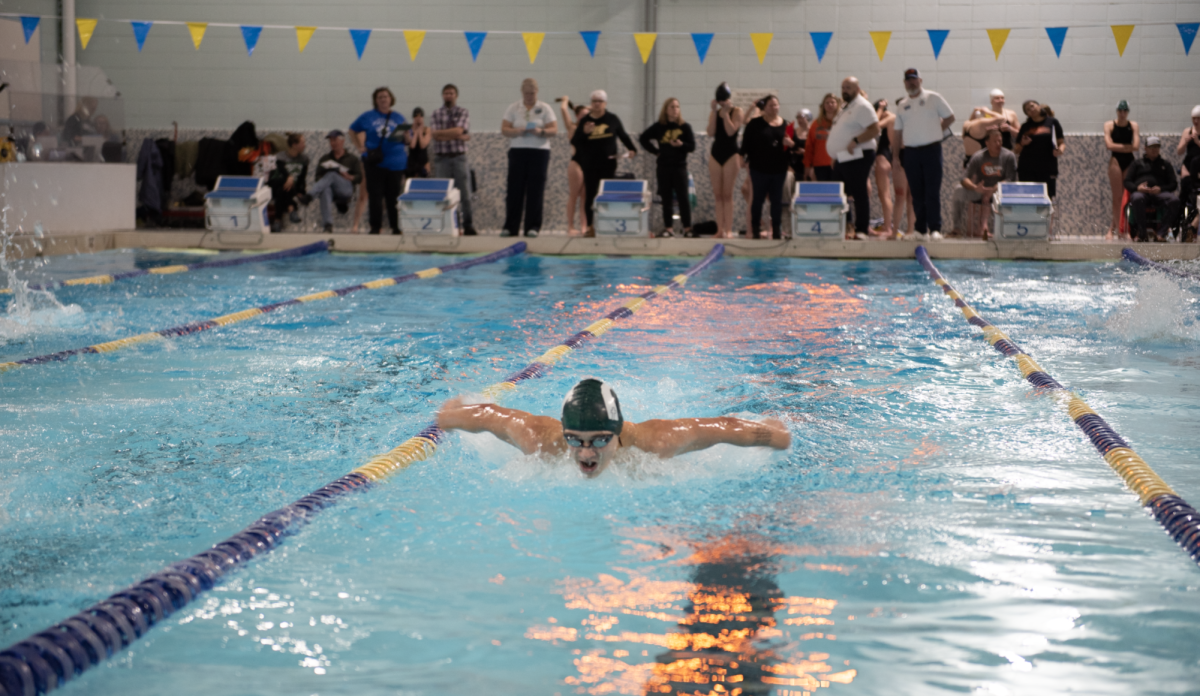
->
[905, 231, 927, 241]
[930, 230, 944, 240]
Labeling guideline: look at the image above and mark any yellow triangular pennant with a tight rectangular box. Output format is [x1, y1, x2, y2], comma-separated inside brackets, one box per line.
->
[404, 30, 426, 61]
[187, 22, 208, 50]
[1111, 24, 1134, 56]
[295, 26, 316, 53]
[870, 31, 892, 61]
[634, 33, 657, 63]
[76, 18, 97, 50]
[522, 32, 545, 63]
[750, 33, 773, 64]
[986, 28, 1010, 60]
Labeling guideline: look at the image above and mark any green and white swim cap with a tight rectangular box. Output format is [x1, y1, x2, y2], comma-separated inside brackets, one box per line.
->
[561, 378, 623, 434]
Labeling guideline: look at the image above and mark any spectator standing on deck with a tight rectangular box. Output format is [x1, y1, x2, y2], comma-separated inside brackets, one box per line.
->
[308, 130, 363, 233]
[1124, 136, 1180, 242]
[404, 107, 431, 179]
[268, 132, 309, 232]
[785, 108, 811, 179]
[871, 99, 897, 239]
[707, 84, 744, 240]
[350, 87, 407, 235]
[570, 90, 638, 235]
[741, 95, 792, 240]
[1013, 101, 1065, 200]
[559, 98, 591, 236]
[431, 84, 476, 235]
[1175, 105, 1200, 241]
[826, 77, 880, 240]
[640, 97, 696, 237]
[803, 94, 839, 182]
[500, 78, 558, 238]
[894, 68, 955, 240]
[1104, 100, 1139, 240]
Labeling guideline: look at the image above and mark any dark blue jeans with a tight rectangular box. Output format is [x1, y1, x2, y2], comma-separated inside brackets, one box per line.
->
[904, 143, 944, 233]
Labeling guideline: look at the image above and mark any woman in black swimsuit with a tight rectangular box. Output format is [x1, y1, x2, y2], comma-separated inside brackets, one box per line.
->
[872, 99, 896, 238]
[707, 91, 744, 239]
[1104, 100, 1139, 239]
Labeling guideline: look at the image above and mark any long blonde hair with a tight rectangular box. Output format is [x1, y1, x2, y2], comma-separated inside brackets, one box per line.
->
[658, 97, 684, 125]
[816, 93, 841, 128]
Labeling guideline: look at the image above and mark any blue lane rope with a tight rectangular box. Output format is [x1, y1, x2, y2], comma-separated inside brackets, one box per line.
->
[1121, 247, 1200, 282]
[0, 241, 330, 295]
[916, 245, 1200, 568]
[0, 244, 725, 695]
[0, 243, 525, 374]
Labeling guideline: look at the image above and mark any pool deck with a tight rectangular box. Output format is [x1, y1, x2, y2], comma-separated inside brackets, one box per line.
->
[7, 229, 1200, 262]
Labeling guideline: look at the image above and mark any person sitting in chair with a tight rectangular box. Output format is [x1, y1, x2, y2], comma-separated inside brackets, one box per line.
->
[437, 378, 790, 478]
[1124, 136, 1180, 242]
[308, 130, 363, 233]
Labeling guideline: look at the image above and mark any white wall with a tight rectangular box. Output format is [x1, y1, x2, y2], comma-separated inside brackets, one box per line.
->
[6, 0, 1196, 133]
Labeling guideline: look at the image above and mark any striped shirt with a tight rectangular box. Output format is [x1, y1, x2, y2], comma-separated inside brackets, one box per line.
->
[431, 105, 470, 155]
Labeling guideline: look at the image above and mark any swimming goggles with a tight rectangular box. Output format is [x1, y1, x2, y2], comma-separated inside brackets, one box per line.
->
[564, 433, 614, 449]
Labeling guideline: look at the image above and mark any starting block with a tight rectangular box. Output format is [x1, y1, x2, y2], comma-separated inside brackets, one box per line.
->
[594, 180, 651, 236]
[791, 182, 848, 238]
[205, 176, 272, 232]
[993, 182, 1052, 240]
[398, 178, 461, 235]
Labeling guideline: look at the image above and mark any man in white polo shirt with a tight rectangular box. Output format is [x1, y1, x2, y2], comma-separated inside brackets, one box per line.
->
[893, 68, 955, 239]
[826, 76, 880, 239]
[501, 78, 558, 237]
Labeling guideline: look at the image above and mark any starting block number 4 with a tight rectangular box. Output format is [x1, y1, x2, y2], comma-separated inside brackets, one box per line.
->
[810, 221, 823, 233]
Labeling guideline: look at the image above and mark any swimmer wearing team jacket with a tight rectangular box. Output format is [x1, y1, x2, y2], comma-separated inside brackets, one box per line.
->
[437, 378, 791, 478]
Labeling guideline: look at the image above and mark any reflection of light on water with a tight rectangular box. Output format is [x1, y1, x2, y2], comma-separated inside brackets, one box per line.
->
[525, 566, 856, 695]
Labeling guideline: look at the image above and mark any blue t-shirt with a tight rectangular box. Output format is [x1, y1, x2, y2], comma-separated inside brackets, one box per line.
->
[350, 109, 408, 172]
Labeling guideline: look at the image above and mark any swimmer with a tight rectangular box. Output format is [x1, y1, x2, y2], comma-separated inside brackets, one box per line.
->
[437, 378, 791, 478]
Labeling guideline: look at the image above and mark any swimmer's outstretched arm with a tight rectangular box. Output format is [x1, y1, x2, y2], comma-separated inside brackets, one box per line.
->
[626, 417, 791, 458]
[436, 397, 566, 455]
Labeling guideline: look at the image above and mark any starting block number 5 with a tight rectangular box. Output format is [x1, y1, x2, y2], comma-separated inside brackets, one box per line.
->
[1016, 223, 1029, 237]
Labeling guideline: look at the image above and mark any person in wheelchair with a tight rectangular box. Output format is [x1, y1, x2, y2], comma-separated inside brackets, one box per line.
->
[1124, 136, 1179, 242]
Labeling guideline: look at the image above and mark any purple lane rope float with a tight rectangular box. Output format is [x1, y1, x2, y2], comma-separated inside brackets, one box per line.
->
[0, 243, 525, 374]
[0, 244, 725, 696]
[1121, 247, 1200, 282]
[0, 240, 330, 295]
[916, 245, 1200, 568]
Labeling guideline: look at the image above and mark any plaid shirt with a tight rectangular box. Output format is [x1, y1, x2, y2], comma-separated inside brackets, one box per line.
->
[431, 105, 470, 155]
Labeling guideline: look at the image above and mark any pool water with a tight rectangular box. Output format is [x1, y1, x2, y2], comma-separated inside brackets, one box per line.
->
[2, 249, 1199, 695]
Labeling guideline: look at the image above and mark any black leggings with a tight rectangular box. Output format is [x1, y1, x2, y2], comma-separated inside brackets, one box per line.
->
[750, 169, 787, 239]
[657, 165, 691, 229]
[583, 159, 618, 226]
[365, 163, 403, 234]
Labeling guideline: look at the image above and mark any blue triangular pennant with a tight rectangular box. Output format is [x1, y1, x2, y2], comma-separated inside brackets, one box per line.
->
[580, 31, 600, 57]
[241, 25, 262, 56]
[20, 16, 40, 44]
[1178, 22, 1199, 56]
[809, 31, 832, 62]
[350, 28, 371, 59]
[691, 33, 714, 63]
[464, 31, 487, 61]
[1045, 26, 1067, 58]
[927, 29, 949, 59]
[131, 21, 152, 52]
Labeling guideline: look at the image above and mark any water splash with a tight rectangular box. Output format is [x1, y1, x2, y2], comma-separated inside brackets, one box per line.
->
[0, 200, 81, 343]
[1105, 270, 1199, 343]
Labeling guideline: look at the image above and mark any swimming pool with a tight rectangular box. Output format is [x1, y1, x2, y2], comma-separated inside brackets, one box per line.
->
[2, 248, 1199, 694]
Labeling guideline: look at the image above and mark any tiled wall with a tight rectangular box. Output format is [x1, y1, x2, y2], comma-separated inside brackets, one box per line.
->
[127, 127, 1185, 236]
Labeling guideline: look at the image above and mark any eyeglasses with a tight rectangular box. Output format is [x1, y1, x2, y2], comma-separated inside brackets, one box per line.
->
[564, 433, 614, 449]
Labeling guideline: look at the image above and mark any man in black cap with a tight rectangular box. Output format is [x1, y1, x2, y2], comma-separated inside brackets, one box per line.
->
[437, 378, 790, 478]
[1124, 136, 1180, 242]
[307, 130, 364, 233]
[893, 68, 955, 240]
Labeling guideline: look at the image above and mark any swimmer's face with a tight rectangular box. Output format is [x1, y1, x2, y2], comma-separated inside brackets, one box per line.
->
[563, 430, 618, 478]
